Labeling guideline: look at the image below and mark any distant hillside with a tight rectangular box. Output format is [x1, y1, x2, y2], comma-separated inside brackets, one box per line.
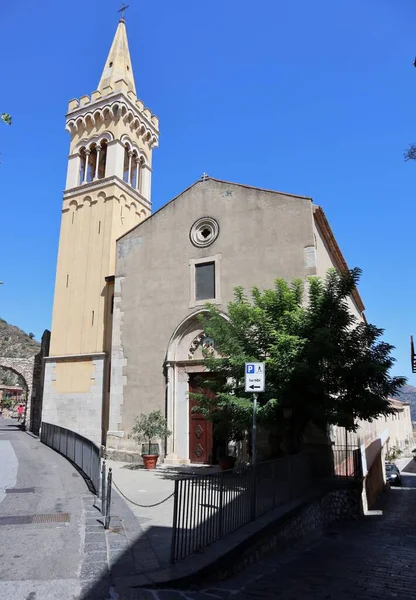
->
[396, 384, 416, 421]
[0, 318, 40, 385]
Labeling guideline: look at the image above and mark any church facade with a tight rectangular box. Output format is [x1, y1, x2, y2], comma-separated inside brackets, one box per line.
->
[42, 17, 367, 463]
[106, 177, 365, 464]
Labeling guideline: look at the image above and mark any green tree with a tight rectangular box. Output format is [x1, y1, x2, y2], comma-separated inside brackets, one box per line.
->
[1, 113, 12, 125]
[194, 268, 405, 455]
[28, 332, 35, 339]
[130, 410, 171, 455]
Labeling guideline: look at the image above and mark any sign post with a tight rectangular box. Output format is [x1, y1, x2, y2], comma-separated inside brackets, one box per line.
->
[245, 363, 265, 465]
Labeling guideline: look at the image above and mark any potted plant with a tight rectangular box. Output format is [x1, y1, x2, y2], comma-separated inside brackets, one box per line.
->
[131, 410, 171, 469]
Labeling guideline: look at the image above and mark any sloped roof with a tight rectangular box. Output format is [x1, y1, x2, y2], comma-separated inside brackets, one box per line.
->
[117, 176, 311, 242]
[313, 205, 365, 314]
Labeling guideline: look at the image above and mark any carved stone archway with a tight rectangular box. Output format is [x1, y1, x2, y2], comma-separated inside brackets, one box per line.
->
[164, 310, 227, 464]
[0, 357, 34, 428]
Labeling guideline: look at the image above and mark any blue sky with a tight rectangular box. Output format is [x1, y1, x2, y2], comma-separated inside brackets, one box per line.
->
[1, 0, 416, 381]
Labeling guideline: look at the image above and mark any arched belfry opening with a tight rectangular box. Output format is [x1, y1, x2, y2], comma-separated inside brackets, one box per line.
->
[79, 139, 108, 184]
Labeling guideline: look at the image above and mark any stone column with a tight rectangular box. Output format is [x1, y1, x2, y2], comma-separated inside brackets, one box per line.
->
[164, 362, 179, 464]
[82, 149, 91, 184]
[135, 159, 141, 192]
[127, 151, 133, 185]
[93, 146, 101, 180]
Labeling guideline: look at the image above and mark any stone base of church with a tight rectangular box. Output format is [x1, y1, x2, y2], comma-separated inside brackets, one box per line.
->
[163, 453, 191, 466]
[105, 448, 142, 462]
[41, 354, 105, 446]
[105, 447, 191, 465]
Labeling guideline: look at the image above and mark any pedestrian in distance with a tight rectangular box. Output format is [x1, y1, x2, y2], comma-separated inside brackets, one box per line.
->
[17, 404, 24, 423]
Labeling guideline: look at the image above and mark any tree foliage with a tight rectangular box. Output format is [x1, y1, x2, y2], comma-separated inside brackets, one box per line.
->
[1, 113, 12, 126]
[130, 410, 171, 455]
[193, 268, 405, 454]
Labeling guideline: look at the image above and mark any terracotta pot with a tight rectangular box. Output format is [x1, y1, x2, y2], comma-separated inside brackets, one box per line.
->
[218, 456, 236, 471]
[142, 454, 159, 469]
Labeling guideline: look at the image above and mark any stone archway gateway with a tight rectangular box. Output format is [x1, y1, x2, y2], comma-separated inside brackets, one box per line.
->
[0, 329, 50, 433]
[0, 356, 35, 428]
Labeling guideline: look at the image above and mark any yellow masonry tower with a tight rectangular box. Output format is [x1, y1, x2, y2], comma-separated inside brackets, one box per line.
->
[43, 17, 159, 445]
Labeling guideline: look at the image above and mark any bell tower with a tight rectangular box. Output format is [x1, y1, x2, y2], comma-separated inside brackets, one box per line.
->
[42, 17, 159, 445]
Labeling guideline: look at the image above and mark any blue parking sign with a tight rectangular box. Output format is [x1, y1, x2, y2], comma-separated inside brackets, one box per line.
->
[245, 362, 265, 393]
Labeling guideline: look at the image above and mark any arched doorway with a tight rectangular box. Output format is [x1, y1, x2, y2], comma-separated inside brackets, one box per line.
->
[0, 358, 34, 428]
[164, 309, 227, 465]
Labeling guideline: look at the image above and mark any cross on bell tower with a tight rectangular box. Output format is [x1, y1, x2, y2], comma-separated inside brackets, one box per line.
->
[117, 3, 129, 21]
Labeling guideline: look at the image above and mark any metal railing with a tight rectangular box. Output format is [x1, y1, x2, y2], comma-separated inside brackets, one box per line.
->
[332, 445, 362, 480]
[40, 422, 101, 496]
[170, 453, 312, 563]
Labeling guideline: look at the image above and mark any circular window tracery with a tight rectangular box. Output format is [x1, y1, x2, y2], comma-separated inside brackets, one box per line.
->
[190, 217, 219, 248]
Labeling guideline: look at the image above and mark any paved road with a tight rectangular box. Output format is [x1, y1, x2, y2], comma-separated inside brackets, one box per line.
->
[0, 418, 89, 600]
[220, 457, 416, 600]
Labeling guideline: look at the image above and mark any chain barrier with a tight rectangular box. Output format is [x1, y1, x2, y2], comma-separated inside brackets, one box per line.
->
[111, 477, 175, 508]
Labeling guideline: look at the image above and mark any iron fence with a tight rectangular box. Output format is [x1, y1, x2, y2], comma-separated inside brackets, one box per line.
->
[40, 422, 101, 495]
[332, 445, 362, 480]
[170, 453, 312, 563]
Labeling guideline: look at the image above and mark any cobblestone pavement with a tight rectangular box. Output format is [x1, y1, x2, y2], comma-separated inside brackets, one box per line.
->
[133, 468, 416, 600]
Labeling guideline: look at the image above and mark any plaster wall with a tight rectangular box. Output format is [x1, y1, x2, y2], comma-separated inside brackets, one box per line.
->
[313, 218, 363, 322]
[50, 182, 149, 357]
[109, 178, 316, 451]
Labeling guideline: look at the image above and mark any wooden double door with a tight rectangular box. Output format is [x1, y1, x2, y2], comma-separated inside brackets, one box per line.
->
[188, 373, 215, 464]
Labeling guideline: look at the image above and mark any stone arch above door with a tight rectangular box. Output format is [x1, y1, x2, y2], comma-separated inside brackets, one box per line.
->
[166, 308, 227, 363]
[164, 310, 228, 465]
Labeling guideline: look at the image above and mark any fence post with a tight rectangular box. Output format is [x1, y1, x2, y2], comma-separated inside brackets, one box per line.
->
[250, 464, 257, 521]
[101, 460, 106, 515]
[217, 475, 225, 537]
[170, 479, 179, 564]
[288, 456, 293, 501]
[104, 467, 112, 529]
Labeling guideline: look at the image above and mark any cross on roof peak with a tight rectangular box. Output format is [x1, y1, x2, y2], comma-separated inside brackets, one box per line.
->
[118, 3, 129, 20]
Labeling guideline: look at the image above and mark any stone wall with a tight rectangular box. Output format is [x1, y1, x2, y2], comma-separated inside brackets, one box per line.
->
[41, 354, 105, 446]
[30, 330, 50, 435]
[0, 356, 35, 429]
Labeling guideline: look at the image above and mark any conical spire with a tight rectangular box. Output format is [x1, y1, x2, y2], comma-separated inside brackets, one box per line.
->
[98, 18, 136, 94]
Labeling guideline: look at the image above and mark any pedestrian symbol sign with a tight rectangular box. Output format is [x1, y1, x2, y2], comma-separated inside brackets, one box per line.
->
[245, 362, 265, 392]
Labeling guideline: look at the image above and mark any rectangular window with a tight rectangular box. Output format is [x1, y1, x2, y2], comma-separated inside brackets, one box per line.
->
[195, 262, 215, 301]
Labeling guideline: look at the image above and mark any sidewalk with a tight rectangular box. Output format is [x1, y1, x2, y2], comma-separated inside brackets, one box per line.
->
[107, 459, 189, 568]
[101, 460, 227, 587]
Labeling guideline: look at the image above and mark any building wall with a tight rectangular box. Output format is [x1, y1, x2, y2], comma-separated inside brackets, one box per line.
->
[50, 182, 149, 357]
[109, 178, 317, 454]
[332, 401, 413, 456]
[313, 216, 363, 322]
[42, 355, 105, 445]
